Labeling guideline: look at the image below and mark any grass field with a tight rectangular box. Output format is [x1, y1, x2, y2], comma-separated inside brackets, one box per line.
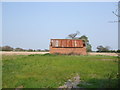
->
[2, 54, 119, 88]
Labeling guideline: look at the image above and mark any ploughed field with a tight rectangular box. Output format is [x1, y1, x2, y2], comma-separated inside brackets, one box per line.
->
[2, 54, 119, 88]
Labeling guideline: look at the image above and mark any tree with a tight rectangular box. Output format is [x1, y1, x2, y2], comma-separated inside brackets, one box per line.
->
[97, 45, 104, 52]
[105, 46, 111, 51]
[67, 31, 92, 52]
[0, 47, 2, 51]
[67, 31, 80, 39]
[2, 46, 13, 51]
[117, 49, 120, 53]
[36, 49, 41, 52]
[109, 1, 120, 23]
[87, 43, 92, 52]
[79, 35, 89, 44]
[79, 35, 92, 52]
[28, 49, 34, 52]
[97, 45, 111, 52]
[15, 48, 24, 51]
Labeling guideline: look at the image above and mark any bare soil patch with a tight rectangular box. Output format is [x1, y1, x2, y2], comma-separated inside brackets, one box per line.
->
[59, 74, 80, 88]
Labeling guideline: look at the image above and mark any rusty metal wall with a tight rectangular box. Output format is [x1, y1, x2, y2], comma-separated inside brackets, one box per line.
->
[50, 39, 84, 48]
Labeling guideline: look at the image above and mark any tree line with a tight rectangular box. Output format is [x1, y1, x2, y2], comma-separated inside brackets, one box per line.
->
[0, 46, 49, 52]
[96, 45, 120, 53]
[0, 45, 119, 53]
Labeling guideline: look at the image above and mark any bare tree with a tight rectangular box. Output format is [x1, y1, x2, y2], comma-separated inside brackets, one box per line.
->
[67, 31, 80, 39]
[110, 1, 120, 23]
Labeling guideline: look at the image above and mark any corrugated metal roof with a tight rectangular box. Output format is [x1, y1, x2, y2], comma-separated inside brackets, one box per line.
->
[50, 39, 85, 48]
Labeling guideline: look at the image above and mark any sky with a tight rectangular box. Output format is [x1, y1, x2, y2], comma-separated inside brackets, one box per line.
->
[2, 2, 118, 51]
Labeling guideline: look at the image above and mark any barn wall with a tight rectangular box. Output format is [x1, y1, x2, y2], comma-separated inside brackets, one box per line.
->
[51, 39, 84, 48]
[50, 39, 87, 55]
[50, 46, 87, 55]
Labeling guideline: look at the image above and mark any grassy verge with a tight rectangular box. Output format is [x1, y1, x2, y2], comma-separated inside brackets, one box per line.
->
[2, 54, 119, 88]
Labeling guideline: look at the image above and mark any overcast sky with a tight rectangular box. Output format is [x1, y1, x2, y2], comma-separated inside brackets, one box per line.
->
[2, 2, 118, 51]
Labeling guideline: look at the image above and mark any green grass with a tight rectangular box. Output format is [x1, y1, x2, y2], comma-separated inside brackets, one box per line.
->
[2, 54, 119, 88]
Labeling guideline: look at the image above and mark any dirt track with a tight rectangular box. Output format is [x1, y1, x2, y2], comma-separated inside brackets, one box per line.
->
[0, 51, 119, 56]
[88, 52, 119, 56]
[1, 51, 49, 55]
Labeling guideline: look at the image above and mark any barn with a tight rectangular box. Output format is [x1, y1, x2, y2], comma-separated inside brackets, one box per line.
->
[50, 39, 87, 55]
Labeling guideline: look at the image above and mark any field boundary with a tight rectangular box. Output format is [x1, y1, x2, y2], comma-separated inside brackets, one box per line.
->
[1, 51, 119, 56]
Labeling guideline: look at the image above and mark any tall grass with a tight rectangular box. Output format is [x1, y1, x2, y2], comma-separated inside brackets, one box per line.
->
[2, 54, 118, 88]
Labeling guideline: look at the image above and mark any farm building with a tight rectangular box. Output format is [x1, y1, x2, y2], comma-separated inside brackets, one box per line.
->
[50, 39, 87, 55]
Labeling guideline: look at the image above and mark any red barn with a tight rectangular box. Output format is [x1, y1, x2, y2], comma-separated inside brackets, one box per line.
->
[50, 39, 87, 55]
